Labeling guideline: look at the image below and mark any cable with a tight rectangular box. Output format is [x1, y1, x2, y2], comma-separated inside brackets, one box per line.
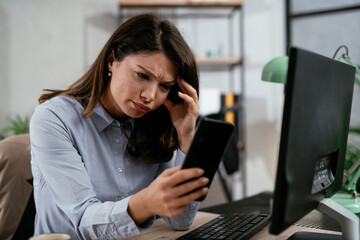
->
[333, 45, 349, 59]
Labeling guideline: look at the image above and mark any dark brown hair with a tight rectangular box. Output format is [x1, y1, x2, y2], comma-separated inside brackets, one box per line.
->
[39, 13, 199, 163]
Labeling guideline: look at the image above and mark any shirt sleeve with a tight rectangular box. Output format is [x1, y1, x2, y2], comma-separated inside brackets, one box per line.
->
[156, 149, 201, 230]
[30, 106, 141, 239]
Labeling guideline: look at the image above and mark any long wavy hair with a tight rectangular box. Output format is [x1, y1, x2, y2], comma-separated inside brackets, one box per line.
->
[39, 13, 199, 163]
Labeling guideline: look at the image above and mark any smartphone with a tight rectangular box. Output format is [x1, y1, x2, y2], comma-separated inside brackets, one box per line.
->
[181, 117, 234, 201]
[167, 83, 183, 104]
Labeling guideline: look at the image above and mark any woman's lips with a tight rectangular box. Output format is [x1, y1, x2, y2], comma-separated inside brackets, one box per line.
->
[133, 101, 151, 113]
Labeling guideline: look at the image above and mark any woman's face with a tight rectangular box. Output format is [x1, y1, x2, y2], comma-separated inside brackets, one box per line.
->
[101, 52, 177, 121]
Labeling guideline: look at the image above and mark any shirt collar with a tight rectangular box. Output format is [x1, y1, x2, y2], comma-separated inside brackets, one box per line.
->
[90, 102, 134, 133]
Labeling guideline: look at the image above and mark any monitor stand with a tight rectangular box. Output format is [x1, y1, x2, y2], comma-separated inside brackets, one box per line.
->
[288, 198, 359, 240]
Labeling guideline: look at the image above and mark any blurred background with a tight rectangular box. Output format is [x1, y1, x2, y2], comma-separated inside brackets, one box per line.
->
[0, 0, 359, 208]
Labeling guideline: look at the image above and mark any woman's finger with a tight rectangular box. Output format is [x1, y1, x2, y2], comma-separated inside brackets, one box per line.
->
[171, 176, 209, 198]
[173, 186, 209, 206]
[177, 92, 196, 108]
[178, 79, 199, 104]
[171, 168, 204, 187]
[161, 165, 181, 177]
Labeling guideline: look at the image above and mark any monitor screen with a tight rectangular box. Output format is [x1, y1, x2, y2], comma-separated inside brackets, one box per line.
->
[270, 47, 355, 236]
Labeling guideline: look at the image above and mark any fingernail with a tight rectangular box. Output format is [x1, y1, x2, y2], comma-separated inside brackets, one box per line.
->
[198, 169, 204, 174]
[202, 178, 209, 183]
[202, 187, 209, 193]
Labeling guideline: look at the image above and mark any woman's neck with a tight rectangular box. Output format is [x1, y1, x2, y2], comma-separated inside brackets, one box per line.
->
[100, 89, 129, 123]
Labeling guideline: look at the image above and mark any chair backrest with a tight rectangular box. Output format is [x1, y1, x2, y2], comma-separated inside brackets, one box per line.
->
[0, 134, 35, 240]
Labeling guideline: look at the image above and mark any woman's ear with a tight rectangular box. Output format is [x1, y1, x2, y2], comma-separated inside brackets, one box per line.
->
[107, 60, 113, 71]
[107, 49, 115, 71]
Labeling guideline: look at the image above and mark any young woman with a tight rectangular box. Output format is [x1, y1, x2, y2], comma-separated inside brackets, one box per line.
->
[30, 14, 208, 239]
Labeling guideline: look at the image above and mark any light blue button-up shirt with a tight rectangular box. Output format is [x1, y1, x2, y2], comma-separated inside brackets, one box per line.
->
[30, 96, 199, 240]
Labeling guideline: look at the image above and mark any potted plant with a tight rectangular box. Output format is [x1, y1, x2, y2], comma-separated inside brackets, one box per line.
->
[0, 115, 30, 140]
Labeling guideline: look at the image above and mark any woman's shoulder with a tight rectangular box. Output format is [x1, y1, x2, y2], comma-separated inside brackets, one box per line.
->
[32, 96, 84, 123]
[39, 95, 79, 109]
[35, 95, 84, 113]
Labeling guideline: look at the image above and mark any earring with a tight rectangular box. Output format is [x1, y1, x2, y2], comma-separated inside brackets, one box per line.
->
[108, 71, 112, 77]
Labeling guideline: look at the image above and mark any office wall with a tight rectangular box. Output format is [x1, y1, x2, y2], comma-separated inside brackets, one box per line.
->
[289, 0, 360, 127]
[242, 0, 285, 198]
[0, 0, 285, 203]
[0, 0, 119, 128]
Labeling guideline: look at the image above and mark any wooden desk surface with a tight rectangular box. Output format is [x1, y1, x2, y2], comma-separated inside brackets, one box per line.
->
[123, 212, 218, 240]
[123, 211, 341, 239]
[252, 224, 340, 240]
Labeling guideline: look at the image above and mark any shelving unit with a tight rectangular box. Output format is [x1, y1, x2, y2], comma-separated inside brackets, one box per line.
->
[118, 0, 246, 200]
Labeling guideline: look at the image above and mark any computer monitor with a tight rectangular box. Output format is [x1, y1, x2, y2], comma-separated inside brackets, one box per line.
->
[270, 47, 357, 239]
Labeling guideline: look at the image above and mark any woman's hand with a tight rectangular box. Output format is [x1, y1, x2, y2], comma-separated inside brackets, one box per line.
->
[163, 78, 199, 153]
[128, 166, 208, 223]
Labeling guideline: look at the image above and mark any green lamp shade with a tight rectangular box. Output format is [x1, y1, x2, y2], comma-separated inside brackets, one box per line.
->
[261, 56, 289, 84]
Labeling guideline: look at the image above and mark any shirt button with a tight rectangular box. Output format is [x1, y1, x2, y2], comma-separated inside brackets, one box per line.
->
[118, 167, 123, 173]
[114, 138, 120, 143]
[126, 226, 131, 233]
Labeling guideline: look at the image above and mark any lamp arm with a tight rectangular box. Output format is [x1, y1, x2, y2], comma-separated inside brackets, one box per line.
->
[343, 159, 360, 193]
[339, 54, 360, 86]
[339, 53, 360, 193]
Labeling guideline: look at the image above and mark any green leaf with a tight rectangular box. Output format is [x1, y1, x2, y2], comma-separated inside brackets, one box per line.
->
[0, 114, 30, 137]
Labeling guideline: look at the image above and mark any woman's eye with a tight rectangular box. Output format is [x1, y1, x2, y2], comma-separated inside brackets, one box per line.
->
[137, 72, 148, 79]
[159, 84, 172, 91]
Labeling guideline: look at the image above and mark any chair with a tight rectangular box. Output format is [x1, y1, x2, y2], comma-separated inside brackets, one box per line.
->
[0, 134, 35, 240]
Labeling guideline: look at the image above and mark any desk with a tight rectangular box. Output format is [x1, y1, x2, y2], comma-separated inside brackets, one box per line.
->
[124, 192, 341, 239]
[124, 211, 218, 240]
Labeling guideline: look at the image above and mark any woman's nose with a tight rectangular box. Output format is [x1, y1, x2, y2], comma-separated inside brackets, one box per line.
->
[141, 84, 157, 102]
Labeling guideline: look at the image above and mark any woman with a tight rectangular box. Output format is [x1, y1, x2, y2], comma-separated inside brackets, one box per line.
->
[30, 14, 208, 239]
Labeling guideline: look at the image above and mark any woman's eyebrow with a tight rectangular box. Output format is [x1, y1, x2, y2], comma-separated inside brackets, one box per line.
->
[137, 64, 177, 84]
[137, 65, 157, 78]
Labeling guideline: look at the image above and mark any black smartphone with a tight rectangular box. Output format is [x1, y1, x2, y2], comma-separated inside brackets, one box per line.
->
[167, 83, 183, 104]
[181, 117, 234, 201]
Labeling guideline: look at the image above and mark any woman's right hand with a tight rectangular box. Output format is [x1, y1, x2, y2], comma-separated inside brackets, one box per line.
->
[127, 166, 208, 224]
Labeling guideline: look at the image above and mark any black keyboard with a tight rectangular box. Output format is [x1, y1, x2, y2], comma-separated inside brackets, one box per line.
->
[177, 213, 270, 240]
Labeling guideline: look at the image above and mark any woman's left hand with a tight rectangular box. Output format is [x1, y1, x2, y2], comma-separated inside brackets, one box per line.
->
[163, 78, 199, 154]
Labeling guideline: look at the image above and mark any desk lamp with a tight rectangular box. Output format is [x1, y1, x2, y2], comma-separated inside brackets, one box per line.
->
[333, 46, 360, 212]
[261, 46, 360, 213]
[261, 56, 288, 84]
[261, 46, 360, 84]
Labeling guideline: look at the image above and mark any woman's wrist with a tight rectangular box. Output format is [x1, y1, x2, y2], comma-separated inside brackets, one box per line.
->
[128, 189, 153, 224]
[178, 130, 195, 154]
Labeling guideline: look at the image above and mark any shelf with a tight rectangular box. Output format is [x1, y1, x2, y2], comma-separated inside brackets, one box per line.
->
[118, 1, 242, 19]
[196, 57, 241, 66]
[196, 57, 242, 70]
[118, 0, 243, 7]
